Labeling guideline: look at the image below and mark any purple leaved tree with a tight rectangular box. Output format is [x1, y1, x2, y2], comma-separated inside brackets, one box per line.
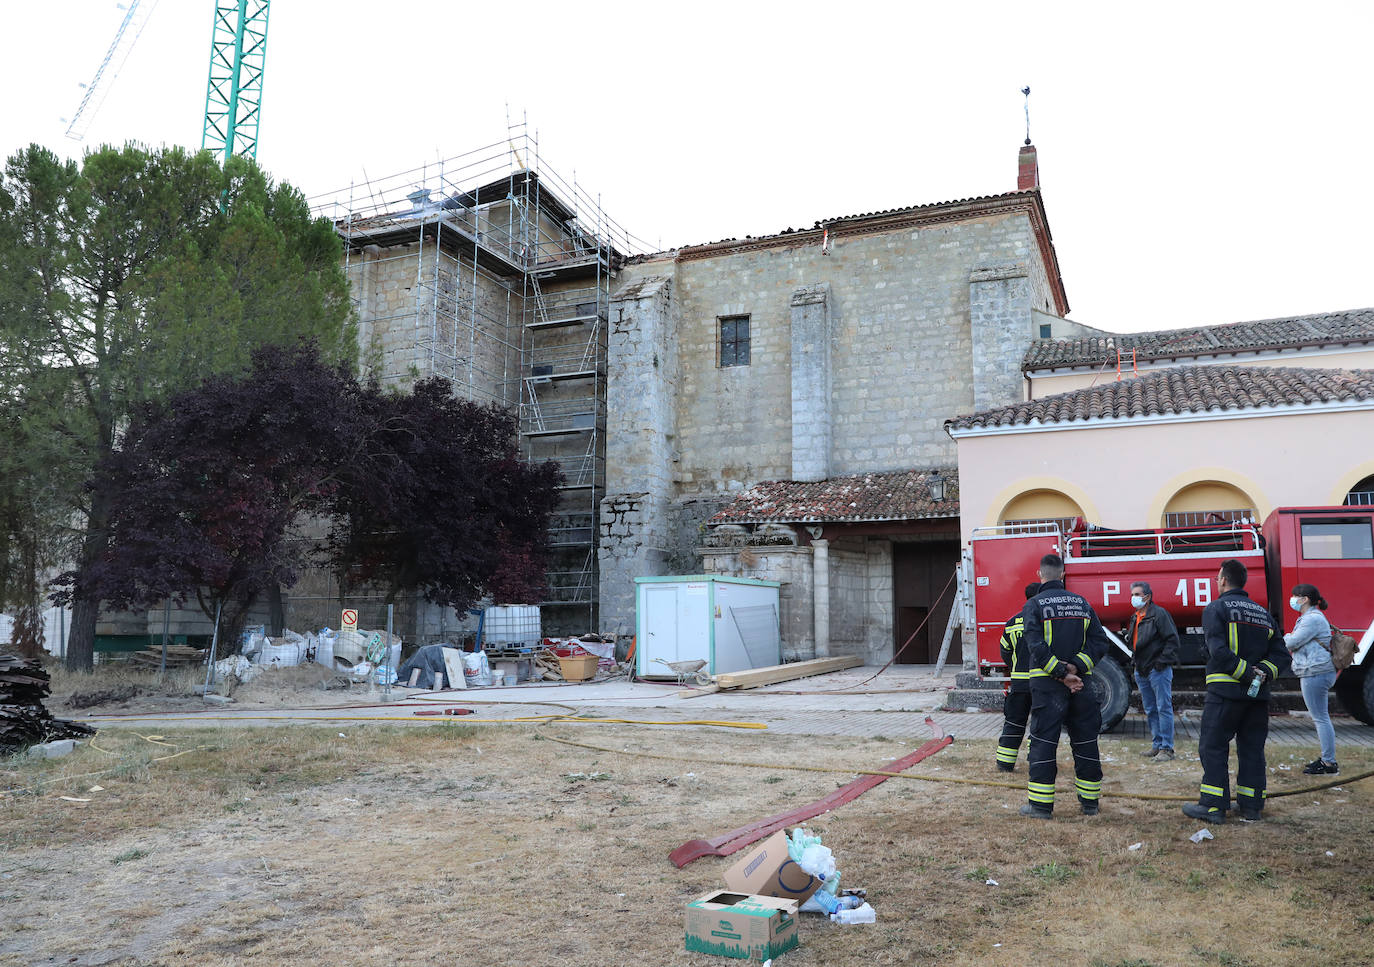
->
[63, 344, 362, 654]
[327, 378, 563, 612]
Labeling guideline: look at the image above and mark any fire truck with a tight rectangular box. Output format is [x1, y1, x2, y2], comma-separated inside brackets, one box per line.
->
[969, 506, 1374, 730]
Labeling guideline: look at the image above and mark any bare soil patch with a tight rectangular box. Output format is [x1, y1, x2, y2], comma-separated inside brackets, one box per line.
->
[1, 720, 1371, 966]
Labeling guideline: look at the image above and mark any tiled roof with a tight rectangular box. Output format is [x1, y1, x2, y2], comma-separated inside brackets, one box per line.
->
[626, 190, 1039, 262]
[1024, 308, 1374, 371]
[707, 469, 959, 525]
[946, 365, 1374, 433]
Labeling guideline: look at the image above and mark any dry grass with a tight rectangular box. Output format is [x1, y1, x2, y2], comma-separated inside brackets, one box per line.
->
[46, 660, 371, 716]
[1, 724, 1371, 967]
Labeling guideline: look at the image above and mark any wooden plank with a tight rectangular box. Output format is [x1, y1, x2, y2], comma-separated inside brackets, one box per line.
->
[714, 655, 862, 691]
[675, 684, 720, 700]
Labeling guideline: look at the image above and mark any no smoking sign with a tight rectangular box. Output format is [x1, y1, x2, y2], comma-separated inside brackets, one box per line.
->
[341, 609, 359, 632]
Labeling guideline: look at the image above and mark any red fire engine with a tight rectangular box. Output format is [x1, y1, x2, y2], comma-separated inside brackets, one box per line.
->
[969, 506, 1374, 729]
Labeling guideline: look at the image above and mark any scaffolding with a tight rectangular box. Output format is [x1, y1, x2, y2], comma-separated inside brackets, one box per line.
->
[309, 124, 646, 633]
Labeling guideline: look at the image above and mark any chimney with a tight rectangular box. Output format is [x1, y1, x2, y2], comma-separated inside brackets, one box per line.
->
[1017, 143, 1039, 191]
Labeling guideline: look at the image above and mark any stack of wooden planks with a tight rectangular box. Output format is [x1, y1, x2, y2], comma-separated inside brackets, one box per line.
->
[678, 655, 863, 698]
[129, 645, 204, 668]
[0, 655, 96, 754]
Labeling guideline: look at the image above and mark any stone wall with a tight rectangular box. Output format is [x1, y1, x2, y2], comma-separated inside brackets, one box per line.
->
[827, 539, 868, 656]
[664, 210, 1047, 488]
[599, 275, 680, 636]
[347, 242, 521, 404]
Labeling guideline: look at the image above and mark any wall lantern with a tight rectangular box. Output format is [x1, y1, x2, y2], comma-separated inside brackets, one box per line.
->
[928, 469, 946, 503]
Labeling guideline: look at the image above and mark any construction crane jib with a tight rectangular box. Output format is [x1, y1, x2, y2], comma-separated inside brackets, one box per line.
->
[202, 0, 271, 165]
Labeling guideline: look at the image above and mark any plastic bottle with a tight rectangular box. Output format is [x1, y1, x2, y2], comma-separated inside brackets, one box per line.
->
[831, 902, 876, 924]
[1247, 672, 1262, 698]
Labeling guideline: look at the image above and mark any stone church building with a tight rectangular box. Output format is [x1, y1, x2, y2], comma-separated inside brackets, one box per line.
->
[597, 145, 1098, 664]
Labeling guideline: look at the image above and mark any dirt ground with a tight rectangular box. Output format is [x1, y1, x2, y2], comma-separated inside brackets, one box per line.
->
[3, 697, 1373, 967]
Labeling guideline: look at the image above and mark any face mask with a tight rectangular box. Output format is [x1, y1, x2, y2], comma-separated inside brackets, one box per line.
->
[1289, 596, 1304, 613]
[1130, 595, 1145, 609]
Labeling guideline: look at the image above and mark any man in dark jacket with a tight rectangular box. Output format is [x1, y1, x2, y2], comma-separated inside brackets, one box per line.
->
[1020, 554, 1112, 819]
[1183, 558, 1290, 824]
[1123, 581, 1181, 761]
[995, 582, 1040, 772]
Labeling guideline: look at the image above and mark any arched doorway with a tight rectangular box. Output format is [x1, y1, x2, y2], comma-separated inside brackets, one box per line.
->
[998, 489, 1086, 533]
[1344, 474, 1374, 507]
[1161, 481, 1257, 528]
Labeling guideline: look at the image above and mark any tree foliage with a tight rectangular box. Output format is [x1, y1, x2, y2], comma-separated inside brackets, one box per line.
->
[0, 143, 354, 668]
[328, 378, 563, 610]
[71, 345, 360, 648]
[72, 349, 562, 652]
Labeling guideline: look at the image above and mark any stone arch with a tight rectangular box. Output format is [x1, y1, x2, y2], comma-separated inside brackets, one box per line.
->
[1146, 468, 1271, 528]
[998, 489, 1086, 523]
[983, 477, 1102, 528]
[1151, 472, 1267, 529]
[1329, 459, 1374, 506]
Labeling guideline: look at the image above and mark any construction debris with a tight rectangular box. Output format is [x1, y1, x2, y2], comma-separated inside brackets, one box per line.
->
[0, 655, 96, 755]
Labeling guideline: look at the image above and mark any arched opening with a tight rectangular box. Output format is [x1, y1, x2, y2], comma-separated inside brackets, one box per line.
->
[1161, 481, 1257, 528]
[999, 489, 1085, 534]
[1344, 474, 1374, 507]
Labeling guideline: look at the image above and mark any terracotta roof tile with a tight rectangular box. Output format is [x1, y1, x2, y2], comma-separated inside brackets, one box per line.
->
[946, 365, 1374, 433]
[708, 469, 958, 525]
[1024, 308, 1374, 370]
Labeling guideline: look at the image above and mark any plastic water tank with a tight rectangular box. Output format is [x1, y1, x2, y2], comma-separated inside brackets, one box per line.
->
[483, 605, 541, 645]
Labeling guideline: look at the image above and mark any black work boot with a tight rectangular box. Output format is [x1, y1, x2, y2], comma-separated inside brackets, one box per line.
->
[1019, 803, 1053, 820]
[1182, 802, 1226, 824]
[996, 762, 1015, 773]
[1080, 798, 1099, 816]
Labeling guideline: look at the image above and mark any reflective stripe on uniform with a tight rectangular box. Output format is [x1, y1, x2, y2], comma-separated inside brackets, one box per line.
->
[996, 745, 1019, 764]
[1027, 781, 1056, 805]
[1200, 783, 1225, 798]
[1260, 660, 1278, 678]
[1010, 671, 1031, 680]
[1075, 777, 1101, 800]
[1236, 784, 1258, 799]
[1076, 650, 1094, 673]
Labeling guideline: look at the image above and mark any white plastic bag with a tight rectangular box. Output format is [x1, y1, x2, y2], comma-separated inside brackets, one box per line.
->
[462, 650, 493, 687]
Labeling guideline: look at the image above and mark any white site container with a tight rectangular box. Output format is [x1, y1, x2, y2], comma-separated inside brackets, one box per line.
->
[634, 576, 782, 679]
[483, 605, 541, 646]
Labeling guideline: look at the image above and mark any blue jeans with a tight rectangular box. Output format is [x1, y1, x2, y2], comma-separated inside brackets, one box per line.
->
[1135, 667, 1174, 751]
[1300, 669, 1338, 763]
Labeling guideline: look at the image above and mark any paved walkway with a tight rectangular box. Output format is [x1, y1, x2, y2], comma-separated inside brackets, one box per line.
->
[85, 664, 1374, 748]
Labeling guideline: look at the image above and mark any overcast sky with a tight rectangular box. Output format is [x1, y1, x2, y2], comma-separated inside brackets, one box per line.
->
[3, 1, 1372, 333]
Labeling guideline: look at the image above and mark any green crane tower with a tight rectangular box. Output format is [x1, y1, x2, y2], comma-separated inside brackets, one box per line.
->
[202, 0, 271, 164]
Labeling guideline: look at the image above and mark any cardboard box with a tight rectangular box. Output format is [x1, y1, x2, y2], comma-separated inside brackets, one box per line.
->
[557, 654, 598, 681]
[684, 891, 799, 961]
[723, 830, 822, 905]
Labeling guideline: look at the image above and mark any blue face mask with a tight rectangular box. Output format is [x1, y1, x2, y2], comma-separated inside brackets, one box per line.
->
[1289, 596, 1304, 613]
[1130, 595, 1145, 609]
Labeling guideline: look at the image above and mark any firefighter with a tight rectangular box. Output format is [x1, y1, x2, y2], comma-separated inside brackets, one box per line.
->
[995, 582, 1041, 772]
[1020, 554, 1112, 819]
[1183, 558, 1289, 824]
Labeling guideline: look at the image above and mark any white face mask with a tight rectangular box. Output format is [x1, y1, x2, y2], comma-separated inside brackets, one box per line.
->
[1289, 596, 1304, 613]
[1130, 595, 1145, 609]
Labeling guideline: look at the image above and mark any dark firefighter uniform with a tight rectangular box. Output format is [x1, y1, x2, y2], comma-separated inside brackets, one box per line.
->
[995, 612, 1032, 770]
[1193, 589, 1289, 819]
[1022, 581, 1112, 813]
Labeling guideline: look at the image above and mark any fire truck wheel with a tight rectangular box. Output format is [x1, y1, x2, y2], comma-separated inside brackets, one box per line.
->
[1334, 665, 1373, 726]
[1091, 658, 1131, 733]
